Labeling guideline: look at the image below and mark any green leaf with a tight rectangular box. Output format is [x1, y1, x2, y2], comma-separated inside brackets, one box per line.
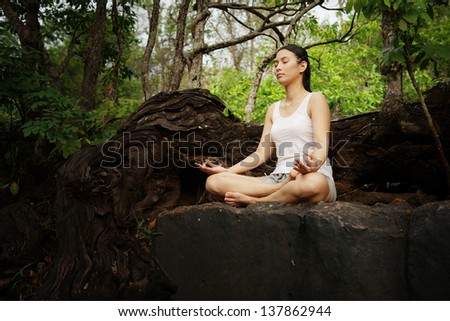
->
[399, 19, 408, 31]
[383, 0, 391, 8]
[22, 122, 33, 137]
[9, 182, 19, 196]
[419, 58, 431, 70]
[426, 5, 434, 21]
[413, 51, 426, 65]
[403, 11, 419, 24]
[345, 0, 354, 13]
[424, 45, 450, 59]
[383, 47, 406, 65]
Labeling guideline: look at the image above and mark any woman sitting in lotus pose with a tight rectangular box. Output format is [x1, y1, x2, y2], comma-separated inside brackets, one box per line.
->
[197, 44, 336, 206]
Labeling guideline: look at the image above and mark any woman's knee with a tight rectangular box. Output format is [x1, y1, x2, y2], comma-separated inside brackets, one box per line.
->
[295, 174, 328, 199]
[205, 173, 229, 194]
[205, 175, 218, 194]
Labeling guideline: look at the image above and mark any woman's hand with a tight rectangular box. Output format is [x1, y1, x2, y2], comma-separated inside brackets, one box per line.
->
[293, 152, 323, 175]
[196, 159, 228, 175]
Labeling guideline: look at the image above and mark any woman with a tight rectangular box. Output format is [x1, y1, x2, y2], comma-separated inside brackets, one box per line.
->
[197, 44, 336, 206]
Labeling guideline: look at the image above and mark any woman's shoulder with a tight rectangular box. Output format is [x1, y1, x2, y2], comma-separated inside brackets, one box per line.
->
[309, 91, 328, 105]
[272, 99, 284, 106]
[307, 92, 329, 116]
[268, 100, 283, 112]
[266, 101, 277, 115]
[265, 101, 280, 122]
[309, 91, 326, 100]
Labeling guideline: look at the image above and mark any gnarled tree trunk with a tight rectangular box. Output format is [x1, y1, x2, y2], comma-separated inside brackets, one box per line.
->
[33, 89, 266, 299]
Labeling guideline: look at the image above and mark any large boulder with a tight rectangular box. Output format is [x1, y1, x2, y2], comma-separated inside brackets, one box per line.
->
[408, 201, 450, 300]
[153, 200, 412, 300]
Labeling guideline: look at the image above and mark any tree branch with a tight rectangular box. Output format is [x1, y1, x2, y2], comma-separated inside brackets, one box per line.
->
[209, 2, 285, 43]
[208, 1, 307, 12]
[319, 4, 345, 13]
[195, 18, 295, 55]
[284, 0, 323, 44]
[305, 13, 359, 50]
[404, 37, 450, 198]
[220, 8, 255, 31]
[56, 28, 84, 77]
[0, 1, 26, 36]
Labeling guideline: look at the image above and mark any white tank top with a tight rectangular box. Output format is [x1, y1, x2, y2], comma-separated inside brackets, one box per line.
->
[270, 92, 334, 181]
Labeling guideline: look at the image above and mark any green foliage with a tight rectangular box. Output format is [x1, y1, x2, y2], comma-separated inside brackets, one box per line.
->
[21, 94, 141, 158]
[253, 75, 285, 122]
[0, 41, 42, 192]
[347, 0, 450, 95]
[309, 20, 385, 115]
[208, 68, 252, 120]
[208, 19, 387, 119]
[134, 219, 162, 250]
[261, 0, 288, 6]
[401, 6, 450, 81]
[207, 2, 449, 122]
[90, 98, 141, 143]
[0, 37, 140, 200]
[207, 67, 285, 122]
[0, 0, 144, 199]
[9, 181, 19, 196]
[21, 90, 90, 158]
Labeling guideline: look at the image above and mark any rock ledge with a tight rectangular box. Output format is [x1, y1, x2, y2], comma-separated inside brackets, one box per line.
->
[153, 200, 450, 300]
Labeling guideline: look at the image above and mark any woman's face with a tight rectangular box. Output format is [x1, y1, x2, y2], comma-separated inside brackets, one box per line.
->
[274, 49, 307, 86]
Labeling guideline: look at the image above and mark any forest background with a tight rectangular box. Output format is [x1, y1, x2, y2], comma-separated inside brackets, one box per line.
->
[0, 0, 449, 202]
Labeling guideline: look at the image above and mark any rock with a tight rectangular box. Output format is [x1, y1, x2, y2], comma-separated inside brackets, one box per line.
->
[408, 201, 450, 300]
[153, 200, 412, 300]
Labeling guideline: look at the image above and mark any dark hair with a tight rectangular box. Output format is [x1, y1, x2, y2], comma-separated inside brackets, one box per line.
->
[277, 44, 311, 92]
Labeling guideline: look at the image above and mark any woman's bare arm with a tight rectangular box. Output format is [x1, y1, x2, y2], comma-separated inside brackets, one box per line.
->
[198, 104, 276, 175]
[226, 104, 276, 173]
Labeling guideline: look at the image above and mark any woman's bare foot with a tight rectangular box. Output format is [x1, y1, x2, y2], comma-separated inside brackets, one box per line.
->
[224, 192, 257, 206]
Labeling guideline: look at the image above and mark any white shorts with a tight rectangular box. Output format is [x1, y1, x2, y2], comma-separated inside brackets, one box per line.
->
[258, 173, 289, 184]
[258, 173, 337, 202]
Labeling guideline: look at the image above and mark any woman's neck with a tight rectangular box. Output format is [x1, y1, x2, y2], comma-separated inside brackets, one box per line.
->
[284, 81, 308, 105]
